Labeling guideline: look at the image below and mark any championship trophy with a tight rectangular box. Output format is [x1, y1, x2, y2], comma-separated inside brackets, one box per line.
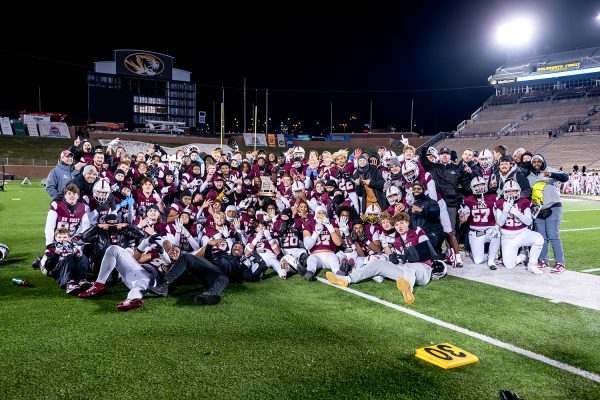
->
[258, 176, 277, 197]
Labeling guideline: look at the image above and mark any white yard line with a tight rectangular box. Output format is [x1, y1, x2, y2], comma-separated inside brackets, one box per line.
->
[562, 208, 600, 212]
[317, 277, 600, 384]
[561, 227, 600, 232]
[581, 268, 600, 273]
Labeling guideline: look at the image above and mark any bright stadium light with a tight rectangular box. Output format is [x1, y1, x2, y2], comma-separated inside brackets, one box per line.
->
[496, 16, 536, 48]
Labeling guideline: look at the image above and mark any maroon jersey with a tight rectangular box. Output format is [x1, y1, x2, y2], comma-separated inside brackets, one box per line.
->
[204, 224, 234, 254]
[79, 154, 93, 164]
[463, 194, 496, 230]
[331, 163, 356, 193]
[50, 200, 86, 238]
[133, 189, 162, 217]
[308, 190, 331, 207]
[169, 202, 199, 220]
[133, 216, 167, 236]
[273, 219, 304, 249]
[393, 227, 432, 266]
[475, 164, 494, 180]
[303, 220, 338, 253]
[248, 231, 277, 253]
[140, 249, 170, 277]
[166, 223, 199, 252]
[495, 197, 532, 232]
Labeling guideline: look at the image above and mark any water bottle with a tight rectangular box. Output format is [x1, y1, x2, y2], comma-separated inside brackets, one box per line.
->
[12, 278, 30, 286]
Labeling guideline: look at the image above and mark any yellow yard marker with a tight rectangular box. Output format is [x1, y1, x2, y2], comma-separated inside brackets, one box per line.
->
[415, 343, 479, 369]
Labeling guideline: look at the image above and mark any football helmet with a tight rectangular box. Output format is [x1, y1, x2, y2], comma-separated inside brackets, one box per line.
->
[280, 255, 298, 271]
[0, 243, 9, 262]
[364, 204, 381, 225]
[401, 160, 419, 183]
[93, 179, 111, 204]
[479, 149, 493, 169]
[386, 186, 402, 206]
[292, 181, 305, 197]
[470, 176, 488, 195]
[503, 180, 521, 201]
[292, 146, 305, 159]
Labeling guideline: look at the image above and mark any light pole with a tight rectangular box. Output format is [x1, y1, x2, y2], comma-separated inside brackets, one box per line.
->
[341, 123, 347, 133]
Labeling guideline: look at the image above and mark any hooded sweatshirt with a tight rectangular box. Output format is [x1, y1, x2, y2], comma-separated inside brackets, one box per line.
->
[527, 154, 569, 210]
[45, 161, 82, 200]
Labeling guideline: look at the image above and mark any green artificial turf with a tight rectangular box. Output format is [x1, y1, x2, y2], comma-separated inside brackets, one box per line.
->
[1, 183, 599, 399]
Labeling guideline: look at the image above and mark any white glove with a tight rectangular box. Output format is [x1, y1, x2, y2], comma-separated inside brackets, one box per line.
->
[252, 232, 263, 245]
[502, 200, 513, 213]
[338, 216, 349, 235]
[219, 226, 230, 238]
[137, 238, 151, 252]
[314, 223, 324, 235]
[174, 219, 183, 234]
[324, 223, 335, 233]
[458, 205, 470, 217]
[509, 206, 521, 217]
[400, 135, 409, 146]
[108, 138, 120, 148]
[321, 218, 331, 226]
[161, 187, 169, 194]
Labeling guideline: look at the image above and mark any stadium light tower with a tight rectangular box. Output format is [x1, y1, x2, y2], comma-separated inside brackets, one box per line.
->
[496, 16, 537, 62]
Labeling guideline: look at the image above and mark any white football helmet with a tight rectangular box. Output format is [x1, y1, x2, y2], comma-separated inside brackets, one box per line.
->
[401, 160, 419, 183]
[386, 186, 401, 205]
[292, 146, 305, 159]
[93, 179, 111, 204]
[479, 149, 493, 169]
[503, 180, 521, 201]
[0, 243, 9, 262]
[187, 145, 199, 154]
[364, 204, 381, 224]
[225, 205, 238, 223]
[280, 254, 298, 271]
[292, 181, 305, 196]
[470, 176, 488, 195]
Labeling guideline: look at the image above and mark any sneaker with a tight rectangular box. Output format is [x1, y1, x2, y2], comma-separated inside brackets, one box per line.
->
[32, 256, 42, 269]
[338, 259, 352, 276]
[527, 264, 543, 275]
[78, 280, 92, 291]
[78, 282, 106, 298]
[65, 281, 81, 295]
[116, 298, 144, 311]
[396, 277, 415, 304]
[296, 255, 308, 276]
[194, 293, 222, 305]
[488, 263, 497, 271]
[304, 271, 317, 282]
[538, 260, 550, 271]
[551, 263, 565, 274]
[149, 281, 169, 297]
[326, 271, 348, 287]
[430, 261, 448, 280]
[371, 275, 384, 283]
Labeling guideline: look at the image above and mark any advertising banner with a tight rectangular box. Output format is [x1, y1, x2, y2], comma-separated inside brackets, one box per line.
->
[277, 134, 285, 147]
[26, 122, 39, 136]
[243, 132, 268, 147]
[267, 133, 277, 147]
[115, 49, 173, 80]
[0, 117, 13, 135]
[23, 114, 50, 123]
[327, 134, 350, 142]
[38, 122, 70, 138]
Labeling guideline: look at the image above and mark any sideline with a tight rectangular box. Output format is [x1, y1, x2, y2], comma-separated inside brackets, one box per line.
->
[317, 277, 600, 384]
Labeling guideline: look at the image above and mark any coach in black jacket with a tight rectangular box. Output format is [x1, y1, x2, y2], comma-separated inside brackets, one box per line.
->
[419, 146, 463, 226]
[407, 182, 445, 253]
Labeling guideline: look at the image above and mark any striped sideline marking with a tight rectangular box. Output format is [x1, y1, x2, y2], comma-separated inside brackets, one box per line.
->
[317, 277, 600, 384]
[561, 227, 600, 232]
[581, 268, 600, 273]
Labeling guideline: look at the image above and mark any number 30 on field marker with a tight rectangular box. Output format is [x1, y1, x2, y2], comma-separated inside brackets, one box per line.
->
[415, 343, 479, 369]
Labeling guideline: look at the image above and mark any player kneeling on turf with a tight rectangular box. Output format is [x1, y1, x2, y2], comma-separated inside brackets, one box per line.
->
[327, 212, 447, 304]
[79, 231, 180, 311]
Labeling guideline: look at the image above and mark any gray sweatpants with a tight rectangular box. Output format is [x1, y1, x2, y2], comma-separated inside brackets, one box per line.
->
[349, 260, 432, 290]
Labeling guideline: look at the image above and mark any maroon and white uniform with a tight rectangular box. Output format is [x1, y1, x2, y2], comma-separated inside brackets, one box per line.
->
[463, 194, 500, 266]
[132, 216, 167, 237]
[169, 202, 199, 221]
[166, 223, 200, 253]
[273, 218, 306, 259]
[202, 224, 236, 254]
[303, 219, 341, 274]
[308, 190, 331, 209]
[133, 189, 162, 218]
[494, 197, 543, 269]
[45, 201, 87, 245]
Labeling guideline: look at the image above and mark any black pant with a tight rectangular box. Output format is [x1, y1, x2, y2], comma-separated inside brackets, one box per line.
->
[166, 254, 229, 296]
[55, 255, 89, 288]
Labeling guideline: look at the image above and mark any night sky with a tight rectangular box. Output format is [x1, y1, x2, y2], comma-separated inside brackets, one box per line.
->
[1, 0, 599, 134]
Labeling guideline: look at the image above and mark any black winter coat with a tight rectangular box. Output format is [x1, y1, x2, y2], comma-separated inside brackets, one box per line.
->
[353, 165, 388, 213]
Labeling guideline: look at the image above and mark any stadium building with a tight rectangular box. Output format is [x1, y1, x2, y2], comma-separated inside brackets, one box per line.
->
[87, 49, 196, 131]
[456, 46, 600, 137]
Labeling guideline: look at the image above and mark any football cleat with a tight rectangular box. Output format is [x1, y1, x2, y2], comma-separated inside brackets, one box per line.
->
[326, 271, 348, 287]
[296, 254, 308, 276]
[65, 281, 81, 295]
[194, 293, 222, 305]
[304, 271, 317, 282]
[445, 248, 457, 268]
[116, 298, 144, 311]
[396, 277, 415, 304]
[78, 282, 106, 298]
[32, 256, 42, 269]
[551, 263, 565, 274]
[527, 264, 543, 275]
